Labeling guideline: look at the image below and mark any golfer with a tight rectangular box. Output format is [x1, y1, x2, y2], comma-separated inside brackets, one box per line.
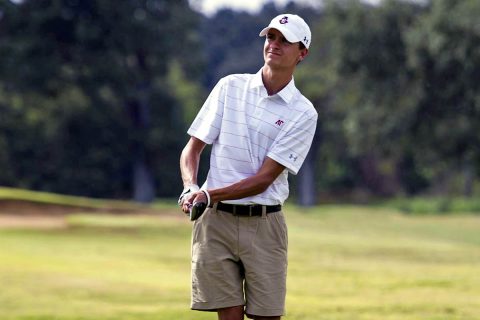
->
[179, 13, 317, 320]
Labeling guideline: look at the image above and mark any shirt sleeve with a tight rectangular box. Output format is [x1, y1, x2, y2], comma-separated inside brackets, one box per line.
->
[187, 78, 226, 144]
[267, 108, 318, 175]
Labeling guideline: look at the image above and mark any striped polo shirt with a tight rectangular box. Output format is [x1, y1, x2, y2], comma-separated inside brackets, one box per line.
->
[188, 69, 317, 205]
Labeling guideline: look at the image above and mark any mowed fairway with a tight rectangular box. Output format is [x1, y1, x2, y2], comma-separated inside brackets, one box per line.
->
[0, 203, 479, 320]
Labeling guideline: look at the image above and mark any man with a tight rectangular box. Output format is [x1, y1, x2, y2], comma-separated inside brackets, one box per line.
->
[179, 13, 317, 320]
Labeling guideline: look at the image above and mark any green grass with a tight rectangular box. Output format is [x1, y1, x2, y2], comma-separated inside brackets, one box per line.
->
[0, 186, 143, 210]
[1, 202, 480, 319]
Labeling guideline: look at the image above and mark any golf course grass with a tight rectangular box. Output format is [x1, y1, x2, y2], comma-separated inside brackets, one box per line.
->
[0, 194, 479, 319]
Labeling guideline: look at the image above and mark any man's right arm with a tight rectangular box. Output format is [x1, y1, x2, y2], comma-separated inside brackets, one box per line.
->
[180, 136, 207, 187]
[179, 137, 207, 211]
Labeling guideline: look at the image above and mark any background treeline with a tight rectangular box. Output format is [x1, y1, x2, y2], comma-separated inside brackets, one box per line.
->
[0, 0, 479, 204]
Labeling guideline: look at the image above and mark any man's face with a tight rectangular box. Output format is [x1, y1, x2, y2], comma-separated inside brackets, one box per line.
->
[263, 28, 308, 70]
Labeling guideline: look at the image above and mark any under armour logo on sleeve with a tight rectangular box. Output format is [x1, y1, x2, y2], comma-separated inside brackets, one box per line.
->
[275, 119, 285, 126]
[289, 154, 297, 162]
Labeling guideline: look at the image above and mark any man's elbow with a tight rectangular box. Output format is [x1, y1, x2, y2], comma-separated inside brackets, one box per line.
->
[256, 176, 275, 194]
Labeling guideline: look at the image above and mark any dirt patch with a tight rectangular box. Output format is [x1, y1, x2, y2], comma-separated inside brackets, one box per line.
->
[0, 199, 103, 215]
[0, 199, 162, 229]
[0, 214, 68, 229]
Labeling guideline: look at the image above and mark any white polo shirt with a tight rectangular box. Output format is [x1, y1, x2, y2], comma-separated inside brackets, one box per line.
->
[188, 69, 317, 205]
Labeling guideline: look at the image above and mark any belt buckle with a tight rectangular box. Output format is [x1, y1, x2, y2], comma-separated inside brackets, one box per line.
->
[248, 205, 253, 217]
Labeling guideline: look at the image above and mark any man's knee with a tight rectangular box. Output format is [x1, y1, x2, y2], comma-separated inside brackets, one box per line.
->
[218, 305, 245, 320]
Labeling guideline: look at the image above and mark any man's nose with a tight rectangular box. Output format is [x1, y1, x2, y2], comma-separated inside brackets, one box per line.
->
[269, 38, 281, 49]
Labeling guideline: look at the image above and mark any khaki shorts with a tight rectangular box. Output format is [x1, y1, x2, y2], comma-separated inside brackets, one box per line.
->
[191, 204, 288, 317]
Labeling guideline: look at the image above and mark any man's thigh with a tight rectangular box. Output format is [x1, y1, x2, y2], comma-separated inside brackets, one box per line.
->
[191, 208, 245, 311]
[241, 210, 288, 318]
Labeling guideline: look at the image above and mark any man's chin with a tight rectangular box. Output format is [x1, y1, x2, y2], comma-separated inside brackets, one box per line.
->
[265, 58, 281, 67]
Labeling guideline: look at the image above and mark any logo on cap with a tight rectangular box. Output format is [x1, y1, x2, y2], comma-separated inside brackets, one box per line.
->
[279, 16, 288, 24]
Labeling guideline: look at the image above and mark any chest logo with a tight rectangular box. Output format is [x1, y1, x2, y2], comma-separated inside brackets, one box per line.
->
[275, 119, 285, 126]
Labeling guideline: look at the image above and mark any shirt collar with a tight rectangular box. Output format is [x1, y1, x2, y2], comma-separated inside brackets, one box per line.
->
[250, 69, 265, 89]
[250, 68, 297, 104]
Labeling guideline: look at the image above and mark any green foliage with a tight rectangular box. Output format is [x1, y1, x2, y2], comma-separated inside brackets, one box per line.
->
[386, 196, 480, 214]
[406, 0, 480, 174]
[297, 0, 480, 198]
[166, 60, 206, 126]
[0, 0, 203, 199]
[299, 0, 422, 196]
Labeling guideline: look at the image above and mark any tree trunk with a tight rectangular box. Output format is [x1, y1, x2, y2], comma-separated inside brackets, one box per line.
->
[133, 153, 155, 202]
[128, 80, 155, 203]
[463, 158, 474, 197]
[297, 153, 316, 206]
[296, 120, 322, 207]
[359, 153, 400, 197]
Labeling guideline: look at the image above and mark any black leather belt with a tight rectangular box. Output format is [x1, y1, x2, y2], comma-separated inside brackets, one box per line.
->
[216, 202, 281, 216]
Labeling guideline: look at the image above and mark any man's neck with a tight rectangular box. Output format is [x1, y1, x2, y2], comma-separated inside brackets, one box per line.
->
[262, 66, 293, 96]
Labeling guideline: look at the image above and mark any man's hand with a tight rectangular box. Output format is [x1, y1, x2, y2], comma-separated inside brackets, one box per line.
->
[178, 184, 199, 208]
[181, 190, 208, 215]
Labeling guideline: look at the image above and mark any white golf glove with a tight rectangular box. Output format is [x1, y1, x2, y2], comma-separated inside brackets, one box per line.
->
[178, 184, 200, 206]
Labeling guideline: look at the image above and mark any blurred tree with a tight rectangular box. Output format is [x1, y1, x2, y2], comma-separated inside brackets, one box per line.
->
[302, 0, 425, 198]
[0, 0, 203, 200]
[200, 8, 265, 88]
[406, 0, 480, 197]
[337, 0, 423, 196]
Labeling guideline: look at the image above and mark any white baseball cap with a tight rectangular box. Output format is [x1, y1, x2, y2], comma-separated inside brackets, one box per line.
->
[259, 14, 311, 49]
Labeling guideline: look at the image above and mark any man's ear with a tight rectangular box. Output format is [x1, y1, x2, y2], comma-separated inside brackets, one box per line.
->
[297, 48, 308, 64]
[298, 48, 309, 63]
